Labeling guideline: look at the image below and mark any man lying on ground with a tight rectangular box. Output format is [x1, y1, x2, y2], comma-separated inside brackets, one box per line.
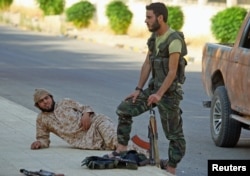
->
[30, 88, 146, 155]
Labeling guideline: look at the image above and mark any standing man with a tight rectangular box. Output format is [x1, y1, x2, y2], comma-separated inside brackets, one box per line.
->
[107, 2, 187, 175]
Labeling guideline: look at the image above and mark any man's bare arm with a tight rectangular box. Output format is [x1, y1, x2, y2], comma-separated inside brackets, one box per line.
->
[137, 51, 152, 89]
[156, 52, 180, 97]
[126, 51, 152, 103]
[147, 52, 180, 105]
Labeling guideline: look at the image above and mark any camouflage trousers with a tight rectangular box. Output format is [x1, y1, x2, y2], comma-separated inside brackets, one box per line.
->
[116, 86, 186, 168]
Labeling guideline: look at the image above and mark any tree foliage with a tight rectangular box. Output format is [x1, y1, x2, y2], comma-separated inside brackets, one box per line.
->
[36, 0, 65, 16]
[66, 1, 95, 28]
[211, 6, 247, 43]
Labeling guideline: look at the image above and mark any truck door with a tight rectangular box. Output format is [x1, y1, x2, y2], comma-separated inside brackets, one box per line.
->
[229, 20, 250, 115]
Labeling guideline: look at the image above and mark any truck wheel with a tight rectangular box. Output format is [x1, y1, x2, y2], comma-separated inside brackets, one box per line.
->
[210, 86, 241, 147]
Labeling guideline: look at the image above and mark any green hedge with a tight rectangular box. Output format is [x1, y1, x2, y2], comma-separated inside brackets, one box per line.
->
[0, 0, 13, 10]
[36, 0, 65, 16]
[211, 6, 247, 43]
[167, 6, 184, 31]
[106, 1, 133, 35]
[66, 1, 95, 28]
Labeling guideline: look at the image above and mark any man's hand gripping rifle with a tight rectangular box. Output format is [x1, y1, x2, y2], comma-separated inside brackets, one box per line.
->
[132, 107, 160, 167]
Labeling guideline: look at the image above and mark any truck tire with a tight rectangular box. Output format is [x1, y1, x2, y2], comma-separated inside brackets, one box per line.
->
[210, 86, 241, 147]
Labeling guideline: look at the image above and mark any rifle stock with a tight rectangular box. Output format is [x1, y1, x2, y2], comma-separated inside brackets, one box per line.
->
[131, 135, 150, 150]
[131, 108, 160, 167]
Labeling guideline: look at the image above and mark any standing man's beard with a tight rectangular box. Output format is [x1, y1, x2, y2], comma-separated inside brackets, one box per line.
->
[149, 19, 160, 32]
[39, 100, 55, 112]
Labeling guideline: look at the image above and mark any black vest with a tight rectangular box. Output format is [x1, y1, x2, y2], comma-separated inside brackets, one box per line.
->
[147, 30, 188, 92]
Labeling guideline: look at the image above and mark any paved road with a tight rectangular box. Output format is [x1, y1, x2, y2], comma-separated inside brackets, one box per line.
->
[0, 24, 249, 176]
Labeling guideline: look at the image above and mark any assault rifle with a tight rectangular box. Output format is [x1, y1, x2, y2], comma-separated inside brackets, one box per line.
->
[20, 169, 64, 176]
[132, 108, 160, 167]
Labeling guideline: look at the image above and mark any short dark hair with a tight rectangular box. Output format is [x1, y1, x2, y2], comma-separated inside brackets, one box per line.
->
[146, 2, 168, 23]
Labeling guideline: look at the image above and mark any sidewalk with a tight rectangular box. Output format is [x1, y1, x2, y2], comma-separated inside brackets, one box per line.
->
[0, 96, 172, 176]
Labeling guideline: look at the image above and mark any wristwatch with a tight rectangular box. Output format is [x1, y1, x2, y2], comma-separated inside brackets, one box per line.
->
[135, 86, 143, 92]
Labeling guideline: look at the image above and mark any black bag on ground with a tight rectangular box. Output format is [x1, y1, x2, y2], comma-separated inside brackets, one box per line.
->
[119, 150, 149, 166]
[81, 150, 148, 170]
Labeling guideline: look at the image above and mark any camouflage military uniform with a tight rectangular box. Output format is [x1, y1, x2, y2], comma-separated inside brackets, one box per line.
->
[35, 98, 149, 155]
[116, 29, 186, 168]
[36, 98, 117, 150]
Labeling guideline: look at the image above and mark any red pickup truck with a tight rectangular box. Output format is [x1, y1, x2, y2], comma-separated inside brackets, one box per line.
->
[202, 12, 250, 147]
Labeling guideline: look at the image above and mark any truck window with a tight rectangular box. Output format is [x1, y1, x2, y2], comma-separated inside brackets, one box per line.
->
[242, 29, 250, 48]
[241, 20, 250, 49]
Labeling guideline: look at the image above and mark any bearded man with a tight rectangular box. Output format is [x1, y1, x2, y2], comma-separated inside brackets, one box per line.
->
[31, 88, 147, 155]
[106, 2, 187, 175]
[30, 88, 118, 150]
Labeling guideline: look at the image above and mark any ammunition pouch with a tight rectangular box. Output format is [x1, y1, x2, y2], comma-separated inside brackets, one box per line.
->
[148, 78, 154, 90]
[178, 57, 187, 84]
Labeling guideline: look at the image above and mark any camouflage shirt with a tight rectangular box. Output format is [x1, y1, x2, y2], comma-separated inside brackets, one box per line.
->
[35, 98, 117, 150]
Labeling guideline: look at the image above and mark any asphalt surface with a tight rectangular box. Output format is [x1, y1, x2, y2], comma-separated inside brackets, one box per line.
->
[1, 23, 249, 176]
[0, 23, 180, 176]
